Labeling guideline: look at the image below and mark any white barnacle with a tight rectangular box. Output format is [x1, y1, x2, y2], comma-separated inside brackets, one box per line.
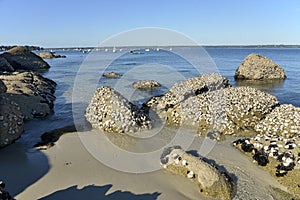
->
[187, 170, 194, 179]
[182, 160, 188, 166]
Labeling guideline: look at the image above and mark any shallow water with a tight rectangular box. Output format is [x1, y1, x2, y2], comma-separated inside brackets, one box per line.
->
[23, 47, 300, 143]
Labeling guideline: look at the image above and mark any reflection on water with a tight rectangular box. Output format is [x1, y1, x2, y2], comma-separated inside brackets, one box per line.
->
[235, 79, 285, 92]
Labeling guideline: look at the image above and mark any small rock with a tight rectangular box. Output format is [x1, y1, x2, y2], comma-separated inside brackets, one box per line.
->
[132, 80, 161, 90]
[102, 72, 122, 78]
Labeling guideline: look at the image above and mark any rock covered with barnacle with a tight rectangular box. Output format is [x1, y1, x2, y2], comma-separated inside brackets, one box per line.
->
[132, 80, 161, 90]
[146, 73, 230, 119]
[160, 146, 235, 200]
[0, 97, 24, 148]
[234, 54, 286, 80]
[160, 86, 279, 136]
[255, 104, 300, 138]
[233, 134, 300, 197]
[85, 86, 152, 133]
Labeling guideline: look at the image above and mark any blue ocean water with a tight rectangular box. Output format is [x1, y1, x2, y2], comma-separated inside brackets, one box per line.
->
[18, 47, 300, 146]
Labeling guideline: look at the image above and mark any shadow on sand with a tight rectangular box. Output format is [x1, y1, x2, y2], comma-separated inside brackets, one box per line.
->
[39, 184, 161, 200]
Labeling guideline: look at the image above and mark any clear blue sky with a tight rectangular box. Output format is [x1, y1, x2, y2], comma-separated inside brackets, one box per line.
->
[1, 0, 300, 47]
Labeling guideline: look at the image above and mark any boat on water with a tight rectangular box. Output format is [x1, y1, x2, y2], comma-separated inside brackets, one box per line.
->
[145, 48, 150, 52]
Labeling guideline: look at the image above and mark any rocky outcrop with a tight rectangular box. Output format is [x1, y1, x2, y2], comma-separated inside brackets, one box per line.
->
[160, 146, 235, 200]
[0, 46, 50, 71]
[0, 72, 57, 120]
[85, 86, 152, 133]
[233, 133, 300, 198]
[0, 97, 24, 148]
[132, 80, 161, 90]
[234, 54, 286, 80]
[0, 79, 6, 93]
[39, 52, 66, 59]
[102, 72, 122, 78]
[255, 104, 300, 138]
[157, 86, 279, 137]
[146, 73, 230, 119]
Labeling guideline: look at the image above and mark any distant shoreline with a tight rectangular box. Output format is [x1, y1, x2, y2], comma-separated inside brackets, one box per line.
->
[1, 45, 300, 52]
[43, 45, 300, 51]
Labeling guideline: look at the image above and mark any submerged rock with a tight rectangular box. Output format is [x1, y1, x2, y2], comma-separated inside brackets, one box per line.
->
[102, 72, 122, 78]
[0, 46, 50, 71]
[39, 52, 66, 59]
[234, 54, 286, 80]
[160, 146, 235, 199]
[157, 86, 279, 136]
[255, 104, 300, 138]
[132, 80, 161, 90]
[0, 97, 24, 148]
[0, 72, 57, 120]
[85, 86, 152, 133]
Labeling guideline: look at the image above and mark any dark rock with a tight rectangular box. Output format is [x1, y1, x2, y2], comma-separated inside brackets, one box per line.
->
[253, 149, 269, 166]
[0, 181, 15, 200]
[0, 46, 50, 71]
[235, 54, 286, 80]
[0, 57, 14, 72]
[0, 97, 24, 148]
[34, 124, 78, 150]
[0, 80, 6, 93]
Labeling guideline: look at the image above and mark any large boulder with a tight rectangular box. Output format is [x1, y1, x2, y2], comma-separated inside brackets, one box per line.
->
[234, 54, 286, 80]
[0, 97, 24, 148]
[0, 79, 6, 93]
[255, 104, 300, 138]
[85, 86, 152, 133]
[146, 73, 230, 119]
[0, 72, 57, 120]
[0, 46, 50, 71]
[39, 52, 66, 59]
[163, 86, 279, 136]
[160, 146, 235, 199]
[132, 80, 161, 90]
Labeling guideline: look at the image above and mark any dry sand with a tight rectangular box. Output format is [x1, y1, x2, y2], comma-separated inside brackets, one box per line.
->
[0, 130, 289, 200]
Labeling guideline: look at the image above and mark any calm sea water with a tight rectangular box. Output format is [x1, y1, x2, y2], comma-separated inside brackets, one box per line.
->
[17, 47, 300, 146]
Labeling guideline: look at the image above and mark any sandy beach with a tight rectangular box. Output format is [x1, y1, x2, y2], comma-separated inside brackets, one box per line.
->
[0, 131, 285, 200]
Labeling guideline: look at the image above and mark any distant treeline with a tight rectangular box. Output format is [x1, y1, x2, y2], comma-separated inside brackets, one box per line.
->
[0, 45, 44, 51]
